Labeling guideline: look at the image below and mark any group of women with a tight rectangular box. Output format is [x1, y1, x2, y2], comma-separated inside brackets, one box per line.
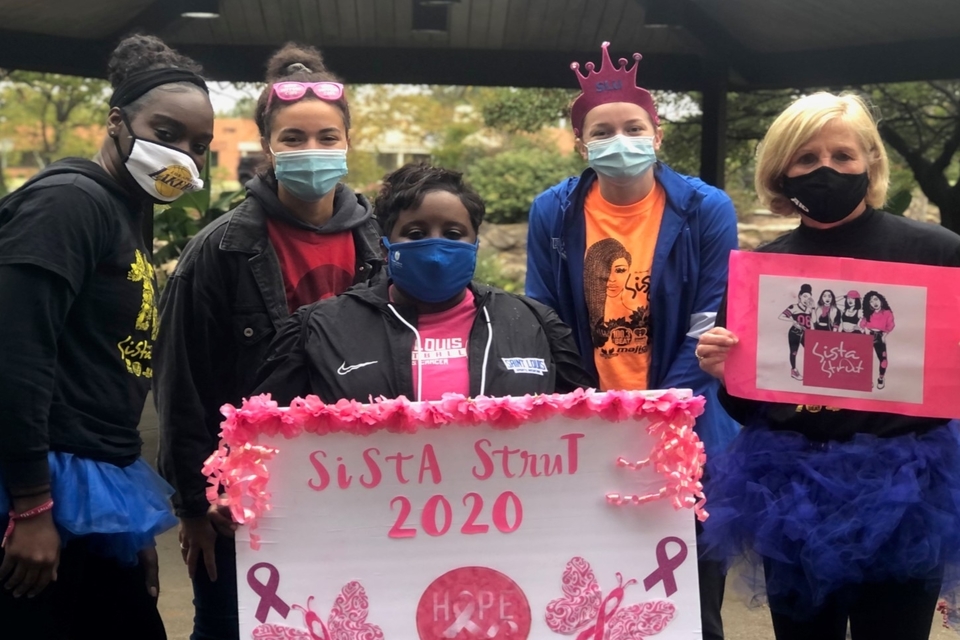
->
[782, 286, 894, 384]
[1, 31, 959, 640]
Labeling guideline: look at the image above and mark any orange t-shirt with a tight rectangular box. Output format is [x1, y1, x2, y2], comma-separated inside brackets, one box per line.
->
[583, 181, 665, 391]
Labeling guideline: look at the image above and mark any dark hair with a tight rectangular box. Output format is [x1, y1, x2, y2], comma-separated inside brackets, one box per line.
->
[799, 283, 812, 297]
[107, 34, 205, 117]
[583, 238, 631, 342]
[845, 296, 861, 313]
[817, 289, 837, 308]
[255, 43, 350, 138]
[862, 291, 892, 320]
[374, 163, 485, 236]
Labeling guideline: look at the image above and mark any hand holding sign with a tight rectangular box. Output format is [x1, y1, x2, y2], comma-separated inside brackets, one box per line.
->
[695, 328, 740, 384]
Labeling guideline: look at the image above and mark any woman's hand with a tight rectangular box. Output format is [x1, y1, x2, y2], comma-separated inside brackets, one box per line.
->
[138, 546, 160, 598]
[179, 516, 219, 581]
[207, 503, 237, 539]
[696, 327, 740, 384]
[0, 497, 60, 598]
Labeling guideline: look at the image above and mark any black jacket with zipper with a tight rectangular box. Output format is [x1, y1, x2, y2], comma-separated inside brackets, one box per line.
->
[154, 175, 383, 517]
[254, 276, 596, 405]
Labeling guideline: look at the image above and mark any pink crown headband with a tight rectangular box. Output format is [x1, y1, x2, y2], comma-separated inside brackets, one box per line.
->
[570, 42, 660, 138]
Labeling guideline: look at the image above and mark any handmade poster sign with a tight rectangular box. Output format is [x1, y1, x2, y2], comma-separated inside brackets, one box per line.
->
[204, 390, 707, 640]
[724, 250, 960, 418]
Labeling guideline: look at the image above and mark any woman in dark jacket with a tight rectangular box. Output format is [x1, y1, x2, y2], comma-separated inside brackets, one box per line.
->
[153, 43, 381, 640]
[0, 34, 213, 638]
[256, 163, 594, 405]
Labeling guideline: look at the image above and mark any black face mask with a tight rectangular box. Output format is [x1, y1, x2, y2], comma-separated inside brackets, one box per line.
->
[781, 166, 869, 224]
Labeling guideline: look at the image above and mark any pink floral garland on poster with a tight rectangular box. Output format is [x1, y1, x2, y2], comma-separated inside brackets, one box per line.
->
[203, 389, 708, 549]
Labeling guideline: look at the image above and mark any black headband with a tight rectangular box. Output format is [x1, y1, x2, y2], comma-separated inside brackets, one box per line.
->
[109, 68, 209, 109]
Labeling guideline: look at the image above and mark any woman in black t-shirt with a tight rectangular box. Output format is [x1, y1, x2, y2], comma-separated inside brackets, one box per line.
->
[839, 290, 864, 333]
[694, 93, 960, 640]
[0, 35, 213, 638]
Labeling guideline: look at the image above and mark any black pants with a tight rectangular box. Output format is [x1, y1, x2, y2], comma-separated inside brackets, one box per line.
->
[788, 326, 805, 370]
[697, 517, 726, 640]
[0, 537, 166, 640]
[191, 533, 239, 640]
[873, 332, 888, 378]
[768, 576, 940, 640]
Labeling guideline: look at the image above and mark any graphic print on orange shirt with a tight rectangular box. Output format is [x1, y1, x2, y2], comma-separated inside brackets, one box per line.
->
[266, 217, 356, 313]
[583, 181, 665, 391]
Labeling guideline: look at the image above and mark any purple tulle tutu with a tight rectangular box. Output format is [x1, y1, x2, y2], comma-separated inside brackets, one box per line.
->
[0, 452, 177, 566]
[700, 421, 960, 619]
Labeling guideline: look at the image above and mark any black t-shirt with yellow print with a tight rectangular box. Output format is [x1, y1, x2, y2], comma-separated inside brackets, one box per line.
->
[0, 158, 155, 488]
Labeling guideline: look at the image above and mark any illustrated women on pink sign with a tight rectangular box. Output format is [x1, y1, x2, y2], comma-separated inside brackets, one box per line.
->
[812, 289, 840, 332]
[779, 283, 814, 380]
[860, 291, 895, 389]
[839, 290, 864, 333]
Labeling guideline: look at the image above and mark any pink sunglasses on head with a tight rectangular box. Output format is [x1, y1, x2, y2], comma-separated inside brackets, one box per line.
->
[267, 81, 345, 106]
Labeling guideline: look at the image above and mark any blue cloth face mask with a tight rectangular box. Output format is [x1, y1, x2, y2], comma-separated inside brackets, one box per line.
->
[272, 148, 348, 201]
[383, 237, 479, 304]
[586, 135, 657, 180]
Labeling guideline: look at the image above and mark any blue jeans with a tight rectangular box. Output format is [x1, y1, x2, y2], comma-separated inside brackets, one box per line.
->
[191, 533, 239, 640]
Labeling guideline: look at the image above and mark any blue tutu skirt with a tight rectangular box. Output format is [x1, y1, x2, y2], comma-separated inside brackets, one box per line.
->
[700, 421, 960, 619]
[0, 452, 178, 566]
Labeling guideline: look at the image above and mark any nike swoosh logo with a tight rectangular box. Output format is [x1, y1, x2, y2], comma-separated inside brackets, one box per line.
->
[337, 360, 378, 375]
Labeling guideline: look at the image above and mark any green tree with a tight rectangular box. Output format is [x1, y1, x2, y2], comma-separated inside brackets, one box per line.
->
[0, 71, 110, 167]
[211, 81, 264, 118]
[863, 82, 960, 231]
[347, 84, 496, 191]
[468, 140, 585, 224]
[480, 87, 577, 133]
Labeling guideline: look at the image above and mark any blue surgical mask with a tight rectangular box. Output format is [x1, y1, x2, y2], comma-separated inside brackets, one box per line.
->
[586, 135, 657, 180]
[272, 148, 347, 201]
[383, 237, 479, 304]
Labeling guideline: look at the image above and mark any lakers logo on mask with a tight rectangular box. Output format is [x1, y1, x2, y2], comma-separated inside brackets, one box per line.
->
[149, 164, 195, 198]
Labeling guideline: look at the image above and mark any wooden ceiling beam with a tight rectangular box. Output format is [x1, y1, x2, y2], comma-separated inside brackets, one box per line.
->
[747, 36, 960, 88]
[634, 0, 754, 84]
[110, 0, 189, 40]
[1, 30, 959, 91]
[0, 30, 113, 77]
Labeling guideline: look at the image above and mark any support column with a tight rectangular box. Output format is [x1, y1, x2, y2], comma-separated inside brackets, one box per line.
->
[699, 63, 728, 189]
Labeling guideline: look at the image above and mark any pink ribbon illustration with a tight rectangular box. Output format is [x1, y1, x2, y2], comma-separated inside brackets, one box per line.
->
[576, 574, 636, 640]
[248, 562, 291, 623]
[642, 536, 688, 597]
[443, 590, 518, 639]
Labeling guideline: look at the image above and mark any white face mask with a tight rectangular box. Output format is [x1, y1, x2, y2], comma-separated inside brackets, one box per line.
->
[124, 138, 204, 203]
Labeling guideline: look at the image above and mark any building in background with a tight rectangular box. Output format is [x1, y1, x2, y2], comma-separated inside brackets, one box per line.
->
[354, 128, 432, 172]
[209, 118, 262, 189]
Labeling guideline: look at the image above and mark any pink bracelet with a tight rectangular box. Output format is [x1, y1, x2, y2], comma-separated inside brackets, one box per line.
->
[2, 499, 54, 548]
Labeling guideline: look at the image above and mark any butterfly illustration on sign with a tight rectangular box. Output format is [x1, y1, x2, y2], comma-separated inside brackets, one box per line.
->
[545, 557, 676, 639]
[251, 581, 384, 640]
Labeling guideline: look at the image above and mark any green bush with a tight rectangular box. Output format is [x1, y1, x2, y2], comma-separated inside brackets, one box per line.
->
[473, 250, 524, 294]
[468, 144, 584, 224]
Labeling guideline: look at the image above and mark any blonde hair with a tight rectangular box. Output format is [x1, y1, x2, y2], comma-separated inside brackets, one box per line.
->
[755, 92, 889, 215]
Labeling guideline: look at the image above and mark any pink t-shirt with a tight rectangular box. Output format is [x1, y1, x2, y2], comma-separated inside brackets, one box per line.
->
[412, 290, 476, 401]
[861, 308, 895, 333]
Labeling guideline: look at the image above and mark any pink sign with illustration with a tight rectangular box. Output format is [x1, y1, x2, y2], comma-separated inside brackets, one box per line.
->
[725, 251, 960, 418]
[204, 390, 706, 639]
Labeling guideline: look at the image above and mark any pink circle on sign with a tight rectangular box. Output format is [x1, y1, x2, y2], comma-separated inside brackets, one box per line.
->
[416, 566, 531, 640]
